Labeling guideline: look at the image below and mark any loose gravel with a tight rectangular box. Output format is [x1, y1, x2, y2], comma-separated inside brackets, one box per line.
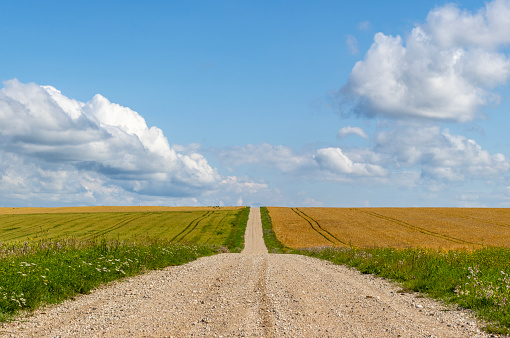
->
[0, 208, 498, 337]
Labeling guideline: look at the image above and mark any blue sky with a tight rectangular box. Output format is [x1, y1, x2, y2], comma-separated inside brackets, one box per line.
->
[1, 0, 510, 207]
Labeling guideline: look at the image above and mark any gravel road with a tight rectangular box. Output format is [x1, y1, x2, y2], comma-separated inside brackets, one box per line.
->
[1, 207, 494, 337]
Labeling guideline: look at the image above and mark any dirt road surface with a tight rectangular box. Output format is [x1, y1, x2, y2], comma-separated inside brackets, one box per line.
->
[2, 207, 491, 337]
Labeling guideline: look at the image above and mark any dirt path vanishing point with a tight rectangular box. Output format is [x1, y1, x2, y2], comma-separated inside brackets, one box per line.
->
[1, 207, 493, 337]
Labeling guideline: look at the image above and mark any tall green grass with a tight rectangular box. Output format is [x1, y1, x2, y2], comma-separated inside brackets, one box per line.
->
[298, 246, 510, 334]
[0, 238, 223, 322]
[0, 207, 251, 322]
[260, 207, 290, 253]
[224, 206, 250, 252]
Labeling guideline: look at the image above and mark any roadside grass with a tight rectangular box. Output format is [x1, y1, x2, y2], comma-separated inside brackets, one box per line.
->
[297, 246, 510, 334]
[260, 207, 510, 334]
[0, 238, 223, 322]
[0, 207, 250, 322]
[260, 207, 291, 253]
[224, 206, 250, 252]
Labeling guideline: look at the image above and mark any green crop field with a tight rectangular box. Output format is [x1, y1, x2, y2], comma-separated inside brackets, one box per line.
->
[0, 208, 248, 247]
[0, 206, 250, 321]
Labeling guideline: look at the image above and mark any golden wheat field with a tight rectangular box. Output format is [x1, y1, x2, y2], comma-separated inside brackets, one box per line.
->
[267, 207, 510, 250]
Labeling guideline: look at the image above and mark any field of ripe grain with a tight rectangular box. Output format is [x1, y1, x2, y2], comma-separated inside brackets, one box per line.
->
[267, 207, 510, 250]
[0, 207, 246, 246]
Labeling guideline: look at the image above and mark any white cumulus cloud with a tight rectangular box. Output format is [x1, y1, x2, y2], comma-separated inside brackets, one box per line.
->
[0, 79, 220, 204]
[315, 147, 386, 177]
[374, 123, 510, 182]
[339, 0, 510, 122]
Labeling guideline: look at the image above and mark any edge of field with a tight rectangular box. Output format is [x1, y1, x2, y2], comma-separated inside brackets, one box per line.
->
[260, 207, 291, 253]
[0, 207, 250, 323]
[261, 206, 510, 335]
[0, 206, 244, 215]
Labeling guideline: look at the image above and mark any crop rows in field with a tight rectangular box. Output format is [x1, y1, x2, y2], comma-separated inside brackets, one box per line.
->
[267, 207, 510, 250]
[290, 208, 346, 246]
[0, 206, 241, 215]
[0, 207, 246, 247]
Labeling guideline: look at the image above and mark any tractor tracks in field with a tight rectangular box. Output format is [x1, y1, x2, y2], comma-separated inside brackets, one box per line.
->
[292, 207, 479, 248]
[439, 212, 510, 229]
[359, 210, 481, 247]
[169, 211, 212, 243]
[291, 208, 347, 246]
[84, 213, 151, 241]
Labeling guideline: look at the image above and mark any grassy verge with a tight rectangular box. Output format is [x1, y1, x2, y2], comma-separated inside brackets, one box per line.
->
[297, 246, 510, 334]
[261, 207, 510, 334]
[0, 238, 222, 322]
[0, 207, 251, 321]
[260, 207, 291, 253]
[225, 206, 250, 252]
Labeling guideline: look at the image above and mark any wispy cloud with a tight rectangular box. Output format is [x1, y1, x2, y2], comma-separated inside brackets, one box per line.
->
[214, 122, 509, 191]
[357, 20, 371, 31]
[346, 35, 359, 55]
[214, 143, 316, 173]
[337, 126, 369, 140]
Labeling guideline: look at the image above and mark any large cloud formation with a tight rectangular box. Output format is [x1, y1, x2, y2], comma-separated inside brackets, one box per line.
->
[340, 0, 510, 121]
[216, 123, 509, 187]
[0, 79, 219, 205]
[318, 124, 509, 185]
[373, 124, 510, 182]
